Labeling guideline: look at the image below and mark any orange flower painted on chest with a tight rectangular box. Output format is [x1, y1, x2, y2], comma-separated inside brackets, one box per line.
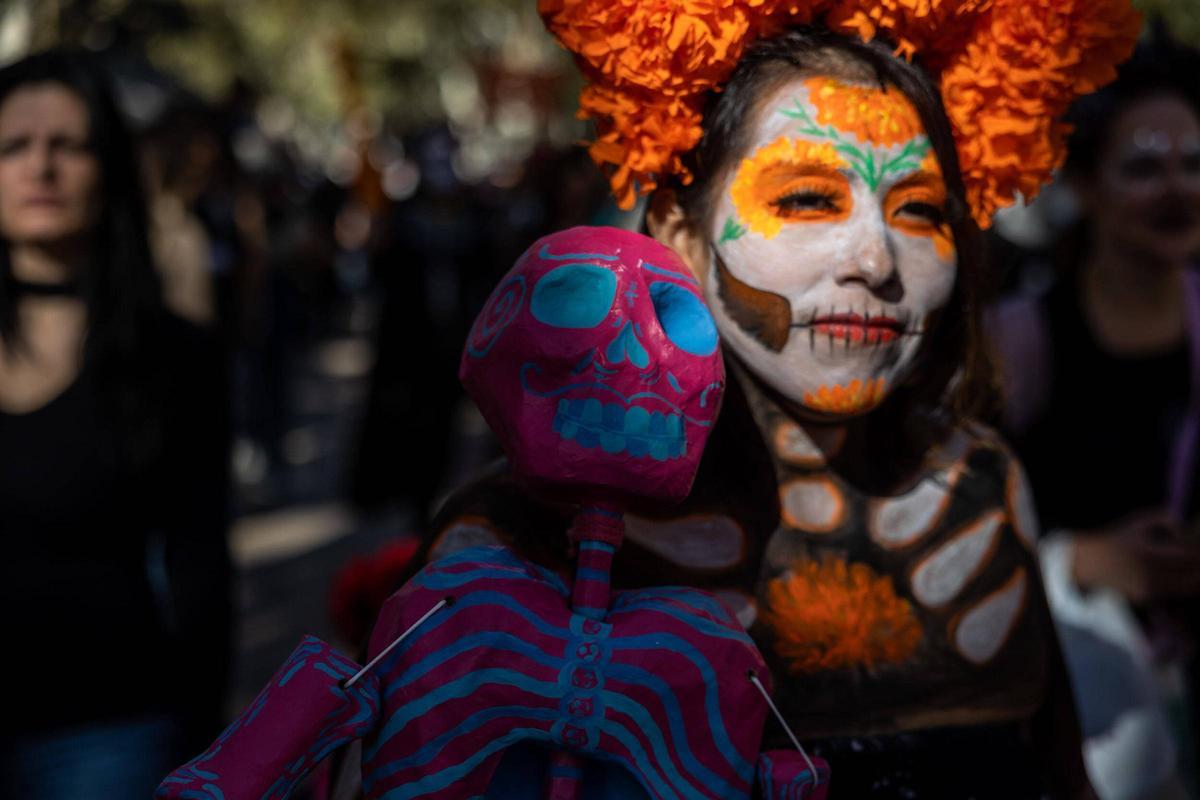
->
[802, 378, 887, 414]
[730, 137, 847, 239]
[804, 77, 924, 147]
[764, 555, 922, 674]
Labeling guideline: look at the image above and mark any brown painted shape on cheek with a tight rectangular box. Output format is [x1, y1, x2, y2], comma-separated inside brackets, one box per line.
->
[714, 251, 793, 352]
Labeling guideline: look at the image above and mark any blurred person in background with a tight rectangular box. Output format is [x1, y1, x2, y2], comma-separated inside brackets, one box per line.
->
[142, 102, 219, 328]
[349, 134, 616, 523]
[349, 126, 490, 522]
[0, 49, 232, 799]
[991, 26, 1200, 800]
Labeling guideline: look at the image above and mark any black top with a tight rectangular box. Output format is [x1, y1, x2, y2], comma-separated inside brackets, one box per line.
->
[0, 314, 231, 739]
[1009, 278, 1191, 532]
[426, 371, 1054, 797]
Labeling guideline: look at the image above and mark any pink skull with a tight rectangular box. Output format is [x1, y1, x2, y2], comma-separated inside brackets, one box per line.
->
[460, 226, 725, 505]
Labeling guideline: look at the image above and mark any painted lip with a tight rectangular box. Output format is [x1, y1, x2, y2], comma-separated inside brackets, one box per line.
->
[801, 313, 907, 345]
[553, 397, 686, 462]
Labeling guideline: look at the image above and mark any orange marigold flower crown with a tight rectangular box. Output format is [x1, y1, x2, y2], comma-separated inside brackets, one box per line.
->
[538, 0, 1141, 228]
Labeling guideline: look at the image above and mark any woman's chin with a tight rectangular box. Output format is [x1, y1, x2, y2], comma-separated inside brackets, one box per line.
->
[4, 221, 92, 249]
[752, 372, 893, 423]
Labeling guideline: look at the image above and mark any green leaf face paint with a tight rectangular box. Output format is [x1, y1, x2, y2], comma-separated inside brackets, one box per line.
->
[719, 216, 747, 244]
[780, 97, 932, 192]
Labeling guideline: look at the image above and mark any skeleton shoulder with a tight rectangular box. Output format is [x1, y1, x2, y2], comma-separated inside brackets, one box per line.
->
[424, 465, 573, 566]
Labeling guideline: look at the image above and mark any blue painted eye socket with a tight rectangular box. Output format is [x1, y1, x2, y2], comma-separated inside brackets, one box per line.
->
[530, 264, 617, 329]
[649, 281, 719, 356]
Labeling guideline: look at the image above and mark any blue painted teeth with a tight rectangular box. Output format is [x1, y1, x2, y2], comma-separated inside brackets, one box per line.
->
[553, 398, 686, 461]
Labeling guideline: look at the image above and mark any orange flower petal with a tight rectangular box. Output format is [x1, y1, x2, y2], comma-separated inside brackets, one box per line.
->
[764, 555, 923, 673]
[541, 0, 1141, 227]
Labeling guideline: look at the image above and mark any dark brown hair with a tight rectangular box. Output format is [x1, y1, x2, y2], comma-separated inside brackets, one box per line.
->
[673, 27, 994, 440]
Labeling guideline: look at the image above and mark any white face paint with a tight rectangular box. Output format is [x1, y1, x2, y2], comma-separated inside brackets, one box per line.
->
[705, 74, 957, 418]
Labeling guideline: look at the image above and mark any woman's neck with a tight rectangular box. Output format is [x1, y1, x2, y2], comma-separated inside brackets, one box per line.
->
[1081, 245, 1185, 355]
[9, 240, 88, 285]
[729, 358, 931, 493]
[729, 358, 848, 464]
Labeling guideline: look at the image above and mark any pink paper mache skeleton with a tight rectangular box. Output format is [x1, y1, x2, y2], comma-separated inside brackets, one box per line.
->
[156, 227, 829, 800]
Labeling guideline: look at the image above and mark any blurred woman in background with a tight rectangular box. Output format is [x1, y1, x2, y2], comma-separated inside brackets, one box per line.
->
[0, 50, 231, 799]
[992, 28, 1200, 799]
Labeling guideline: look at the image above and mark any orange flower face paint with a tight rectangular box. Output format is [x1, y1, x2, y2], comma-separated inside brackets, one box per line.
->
[706, 73, 958, 420]
[764, 555, 923, 674]
[805, 77, 925, 148]
[884, 171, 956, 261]
[802, 378, 888, 415]
[729, 138, 850, 240]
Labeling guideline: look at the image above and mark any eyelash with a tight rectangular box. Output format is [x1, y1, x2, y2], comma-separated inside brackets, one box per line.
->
[771, 188, 843, 214]
[895, 200, 945, 226]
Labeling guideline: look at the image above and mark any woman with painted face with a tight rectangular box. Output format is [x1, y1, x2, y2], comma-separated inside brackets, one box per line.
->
[0, 51, 231, 799]
[416, 4, 1140, 798]
[991, 30, 1200, 800]
[639, 32, 1075, 798]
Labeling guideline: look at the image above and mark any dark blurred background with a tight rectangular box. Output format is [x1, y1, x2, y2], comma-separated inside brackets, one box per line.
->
[0, 0, 648, 720]
[1, 1, 1199, 797]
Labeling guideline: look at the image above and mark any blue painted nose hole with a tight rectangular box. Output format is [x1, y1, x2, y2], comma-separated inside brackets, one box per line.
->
[605, 322, 650, 369]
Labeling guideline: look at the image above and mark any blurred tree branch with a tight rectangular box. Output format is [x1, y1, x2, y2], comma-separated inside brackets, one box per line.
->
[4, 0, 570, 132]
[1135, 0, 1200, 43]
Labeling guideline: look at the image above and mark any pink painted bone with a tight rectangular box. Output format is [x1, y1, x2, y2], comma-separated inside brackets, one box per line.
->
[460, 226, 725, 507]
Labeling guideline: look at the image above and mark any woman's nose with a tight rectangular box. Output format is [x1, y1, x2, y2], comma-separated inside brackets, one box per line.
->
[833, 216, 898, 292]
[24, 141, 55, 181]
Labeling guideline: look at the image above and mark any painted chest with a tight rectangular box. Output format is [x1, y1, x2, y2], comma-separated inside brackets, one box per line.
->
[426, 376, 1050, 742]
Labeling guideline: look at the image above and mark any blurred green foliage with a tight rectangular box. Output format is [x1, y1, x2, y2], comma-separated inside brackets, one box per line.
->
[3, 0, 1197, 143]
[1135, 0, 1200, 44]
[3, 0, 570, 131]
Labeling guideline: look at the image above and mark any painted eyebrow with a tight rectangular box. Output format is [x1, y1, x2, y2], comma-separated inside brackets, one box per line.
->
[884, 169, 945, 191]
[749, 158, 848, 179]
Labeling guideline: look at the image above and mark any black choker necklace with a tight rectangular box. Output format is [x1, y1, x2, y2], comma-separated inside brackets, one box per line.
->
[8, 278, 81, 298]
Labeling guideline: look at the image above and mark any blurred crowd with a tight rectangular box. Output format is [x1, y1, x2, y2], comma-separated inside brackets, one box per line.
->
[0, 15, 1198, 800]
[0, 44, 618, 799]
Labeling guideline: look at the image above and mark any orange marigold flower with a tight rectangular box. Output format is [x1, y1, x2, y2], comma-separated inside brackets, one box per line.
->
[940, 0, 1140, 226]
[802, 378, 887, 414]
[764, 555, 923, 673]
[804, 77, 923, 147]
[540, 0, 1141, 228]
[539, 0, 755, 97]
[730, 136, 844, 238]
[581, 84, 706, 209]
[824, 0, 993, 65]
